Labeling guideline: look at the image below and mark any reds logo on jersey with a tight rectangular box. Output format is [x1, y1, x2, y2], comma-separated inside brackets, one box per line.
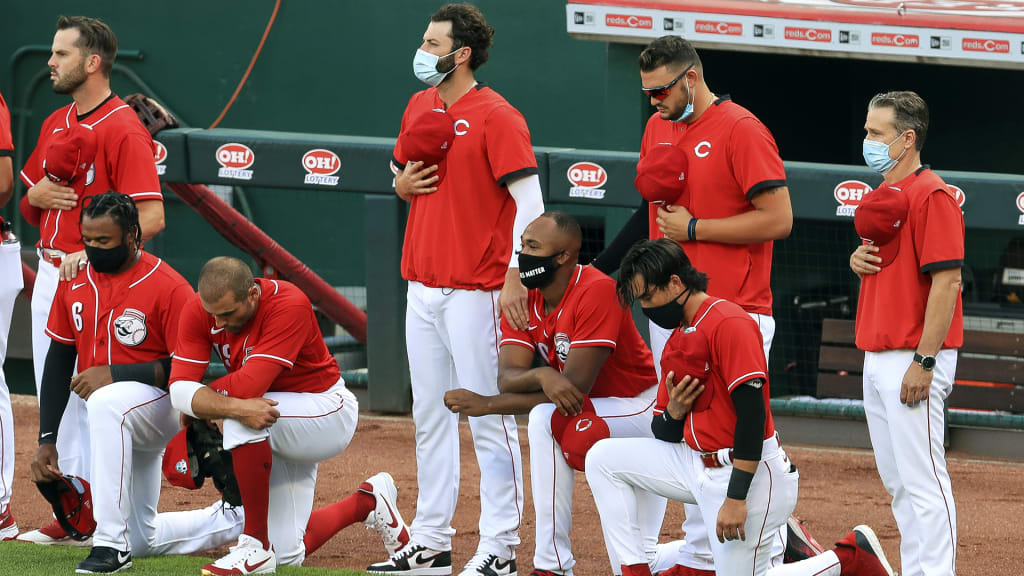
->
[554, 333, 570, 365]
[113, 308, 148, 347]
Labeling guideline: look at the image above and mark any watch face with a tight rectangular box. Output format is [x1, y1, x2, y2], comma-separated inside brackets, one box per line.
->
[921, 355, 936, 370]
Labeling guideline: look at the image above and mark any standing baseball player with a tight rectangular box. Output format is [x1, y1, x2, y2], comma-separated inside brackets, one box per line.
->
[169, 257, 366, 574]
[0, 87, 22, 542]
[25, 192, 245, 573]
[374, 4, 544, 575]
[17, 17, 164, 525]
[849, 91, 962, 576]
[442, 212, 664, 576]
[586, 239, 896, 576]
[589, 35, 792, 574]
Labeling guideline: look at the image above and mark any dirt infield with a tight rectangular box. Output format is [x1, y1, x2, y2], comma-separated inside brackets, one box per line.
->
[6, 394, 1022, 574]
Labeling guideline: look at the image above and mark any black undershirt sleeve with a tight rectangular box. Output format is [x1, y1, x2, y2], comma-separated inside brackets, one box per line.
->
[731, 380, 766, 461]
[109, 357, 172, 390]
[652, 410, 686, 443]
[38, 341, 78, 445]
[591, 197, 649, 275]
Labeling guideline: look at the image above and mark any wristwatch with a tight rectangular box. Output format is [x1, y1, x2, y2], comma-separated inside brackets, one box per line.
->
[913, 352, 936, 371]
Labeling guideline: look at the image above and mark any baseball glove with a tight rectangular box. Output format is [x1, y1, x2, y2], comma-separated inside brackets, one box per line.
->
[125, 93, 179, 137]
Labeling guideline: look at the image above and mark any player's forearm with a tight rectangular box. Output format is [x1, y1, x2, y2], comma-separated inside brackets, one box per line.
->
[0, 157, 13, 208]
[692, 206, 792, 244]
[110, 357, 171, 390]
[38, 341, 78, 444]
[592, 197, 648, 274]
[477, 391, 550, 415]
[137, 200, 165, 240]
[182, 385, 249, 421]
[916, 268, 962, 356]
[507, 174, 545, 267]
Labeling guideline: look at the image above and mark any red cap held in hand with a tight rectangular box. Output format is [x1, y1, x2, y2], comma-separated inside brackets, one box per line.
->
[43, 124, 98, 196]
[635, 143, 688, 206]
[402, 108, 455, 183]
[854, 184, 909, 268]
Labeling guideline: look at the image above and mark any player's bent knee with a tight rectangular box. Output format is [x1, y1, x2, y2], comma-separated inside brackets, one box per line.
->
[527, 403, 556, 434]
[221, 417, 270, 450]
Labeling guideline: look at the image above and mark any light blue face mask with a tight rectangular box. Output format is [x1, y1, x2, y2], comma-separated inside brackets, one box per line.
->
[862, 132, 908, 174]
[413, 48, 460, 87]
[671, 75, 695, 123]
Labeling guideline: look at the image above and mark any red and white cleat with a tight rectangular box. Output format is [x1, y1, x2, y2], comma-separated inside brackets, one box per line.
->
[201, 534, 277, 575]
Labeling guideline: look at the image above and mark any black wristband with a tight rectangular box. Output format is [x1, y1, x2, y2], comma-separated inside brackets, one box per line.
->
[110, 357, 172, 390]
[727, 467, 755, 500]
[687, 218, 699, 242]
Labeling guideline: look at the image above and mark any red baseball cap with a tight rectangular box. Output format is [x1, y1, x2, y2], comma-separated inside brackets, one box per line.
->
[550, 396, 596, 442]
[43, 124, 98, 196]
[161, 427, 203, 490]
[661, 327, 713, 412]
[635, 143, 688, 206]
[402, 108, 454, 183]
[854, 184, 909, 268]
[557, 412, 610, 471]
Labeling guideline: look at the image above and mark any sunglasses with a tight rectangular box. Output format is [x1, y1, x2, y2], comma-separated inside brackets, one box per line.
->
[642, 66, 693, 100]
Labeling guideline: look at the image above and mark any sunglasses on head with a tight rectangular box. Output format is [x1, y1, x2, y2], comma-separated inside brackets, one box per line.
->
[642, 65, 693, 100]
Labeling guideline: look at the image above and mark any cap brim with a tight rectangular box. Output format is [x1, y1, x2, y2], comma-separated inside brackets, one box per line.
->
[870, 236, 901, 268]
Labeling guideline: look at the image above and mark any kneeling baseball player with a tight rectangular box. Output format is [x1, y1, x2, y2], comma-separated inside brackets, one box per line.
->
[170, 256, 414, 575]
[441, 212, 677, 576]
[585, 239, 895, 576]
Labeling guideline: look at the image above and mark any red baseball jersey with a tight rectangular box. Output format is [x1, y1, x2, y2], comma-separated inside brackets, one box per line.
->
[640, 98, 786, 315]
[500, 265, 657, 398]
[654, 297, 775, 453]
[45, 251, 193, 370]
[856, 167, 965, 351]
[0, 90, 12, 224]
[393, 85, 538, 291]
[170, 278, 341, 397]
[19, 94, 162, 252]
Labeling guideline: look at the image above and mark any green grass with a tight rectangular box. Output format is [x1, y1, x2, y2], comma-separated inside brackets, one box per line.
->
[0, 541, 370, 575]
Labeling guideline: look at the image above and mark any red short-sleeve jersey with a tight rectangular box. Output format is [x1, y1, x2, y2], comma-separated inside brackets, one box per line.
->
[640, 98, 786, 315]
[655, 297, 774, 453]
[0, 90, 11, 224]
[855, 167, 965, 351]
[170, 278, 341, 395]
[19, 94, 162, 253]
[45, 251, 193, 370]
[499, 265, 656, 398]
[393, 85, 538, 291]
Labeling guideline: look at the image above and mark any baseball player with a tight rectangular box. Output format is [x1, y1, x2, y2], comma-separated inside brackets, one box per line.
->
[0, 87, 22, 542]
[585, 239, 898, 576]
[442, 212, 669, 576]
[168, 257, 363, 574]
[17, 17, 164, 525]
[25, 192, 244, 574]
[589, 35, 792, 574]
[375, 4, 544, 575]
[849, 91, 963, 576]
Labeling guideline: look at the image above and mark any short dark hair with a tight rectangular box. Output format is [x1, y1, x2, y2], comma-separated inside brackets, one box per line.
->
[616, 239, 709, 306]
[638, 35, 701, 73]
[57, 15, 117, 78]
[431, 3, 495, 70]
[868, 91, 929, 151]
[81, 191, 140, 245]
[541, 210, 582, 251]
[199, 257, 255, 303]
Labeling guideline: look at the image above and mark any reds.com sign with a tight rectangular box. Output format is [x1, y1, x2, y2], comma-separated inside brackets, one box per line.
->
[567, 161, 608, 200]
[606, 14, 653, 29]
[695, 20, 743, 36]
[216, 143, 255, 180]
[153, 141, 167, 176]
[962, 38, 1011, 53]
[871, 33, 920, 48]
[301, 149, 341, 186]
[785, 27, 832, 42]
[834, 180, 873, 216]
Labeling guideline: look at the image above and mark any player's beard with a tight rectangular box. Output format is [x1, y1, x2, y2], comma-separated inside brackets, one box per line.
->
[52, 60, 88, 95]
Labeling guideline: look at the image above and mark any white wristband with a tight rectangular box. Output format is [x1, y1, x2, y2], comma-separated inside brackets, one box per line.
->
[169, 380, 204, 418]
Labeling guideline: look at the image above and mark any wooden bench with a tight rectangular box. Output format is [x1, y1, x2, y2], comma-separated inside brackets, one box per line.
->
[816, 318, 1024, 413]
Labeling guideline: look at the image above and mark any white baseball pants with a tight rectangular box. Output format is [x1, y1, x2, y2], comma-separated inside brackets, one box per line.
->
[650, 313, 785, 571]
[222, 379, 358, 566]
[32, 255, 90, 480]
[586, 434, 798, 576]
[528, 386, 660, 575]
[863, 349, 958, 576]
[405, 281, 524, 557]
[87, 380, 243, 555]
[0, 239, 23, 514]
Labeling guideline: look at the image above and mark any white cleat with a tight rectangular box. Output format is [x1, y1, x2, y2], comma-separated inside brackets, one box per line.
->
[201, 534, 276, 575]
[360, 472, 412, 557]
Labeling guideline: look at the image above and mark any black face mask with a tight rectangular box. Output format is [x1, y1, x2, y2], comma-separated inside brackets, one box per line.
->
[518, 251, 564, 290]
[85, 241, 131, 274]
[642, 288, 692, 330]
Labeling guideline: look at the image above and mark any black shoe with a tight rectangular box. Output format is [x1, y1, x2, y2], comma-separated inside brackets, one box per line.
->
[76, 546, 133, 574]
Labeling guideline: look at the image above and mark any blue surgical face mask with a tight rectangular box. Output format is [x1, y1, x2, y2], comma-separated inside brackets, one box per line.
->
[413, 48, 460, 87]
[862, 132, 908, 174]
[671, 76, 695, 123]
